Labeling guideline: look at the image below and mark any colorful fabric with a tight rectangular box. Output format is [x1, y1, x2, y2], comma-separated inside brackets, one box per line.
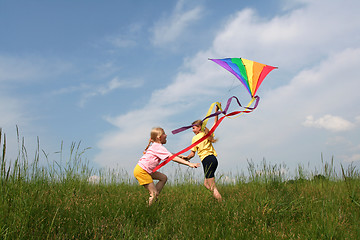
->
[209, 58, 277, 97]
[172, 95, 259, 134]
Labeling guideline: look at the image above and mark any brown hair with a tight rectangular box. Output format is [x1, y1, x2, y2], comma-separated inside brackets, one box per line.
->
[143, 127, 165, 153]
[192, 120, 217, 143]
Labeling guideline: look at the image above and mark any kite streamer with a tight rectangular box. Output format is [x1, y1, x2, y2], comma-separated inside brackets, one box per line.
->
[171, 95, 259, 134]
[152, 58, 277, 172]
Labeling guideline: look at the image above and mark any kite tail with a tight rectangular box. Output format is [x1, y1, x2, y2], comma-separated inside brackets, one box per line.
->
[171, 96, 260, 134]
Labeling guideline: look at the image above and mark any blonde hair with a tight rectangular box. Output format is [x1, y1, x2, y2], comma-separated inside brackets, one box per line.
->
[143, 127, 164, 153]
[192, 120, 218, 143]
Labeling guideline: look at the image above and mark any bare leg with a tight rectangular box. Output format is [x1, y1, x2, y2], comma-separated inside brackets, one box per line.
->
[204, 177, 222, 202]
[143, 182, 158, 206]
[151, 171, 168, 194]
[142, 172, 167, 206]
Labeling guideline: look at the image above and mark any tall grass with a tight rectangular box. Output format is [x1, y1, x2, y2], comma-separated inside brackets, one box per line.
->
[1, 128, 359, 239]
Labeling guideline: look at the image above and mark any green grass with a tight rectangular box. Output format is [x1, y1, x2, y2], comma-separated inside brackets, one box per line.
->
[1, 128, 360, 239]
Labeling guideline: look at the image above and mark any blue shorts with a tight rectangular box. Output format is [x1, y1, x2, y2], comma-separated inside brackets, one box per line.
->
[202, 155, 218, 179]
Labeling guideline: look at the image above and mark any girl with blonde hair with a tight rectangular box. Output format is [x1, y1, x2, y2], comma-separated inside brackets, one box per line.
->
[134, 127, 200, 206]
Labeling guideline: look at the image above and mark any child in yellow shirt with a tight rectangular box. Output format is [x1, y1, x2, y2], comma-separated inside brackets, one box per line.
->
[183, 105, 222, 201]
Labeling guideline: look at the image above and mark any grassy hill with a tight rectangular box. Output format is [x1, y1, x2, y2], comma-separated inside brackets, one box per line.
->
[1, 129, 359, 239]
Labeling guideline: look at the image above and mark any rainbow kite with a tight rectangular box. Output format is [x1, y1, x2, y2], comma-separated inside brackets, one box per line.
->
[209, 58, 277, 98]
[152, 58, 277, 172]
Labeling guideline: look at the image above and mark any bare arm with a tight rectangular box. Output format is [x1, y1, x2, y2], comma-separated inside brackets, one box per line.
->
[181, 151, 196, 161]
[172, 156, 200, 168]
[214, 103, 220, 125]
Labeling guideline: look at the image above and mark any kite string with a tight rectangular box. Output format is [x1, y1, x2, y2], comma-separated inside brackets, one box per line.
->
[153, 96, 260, 172]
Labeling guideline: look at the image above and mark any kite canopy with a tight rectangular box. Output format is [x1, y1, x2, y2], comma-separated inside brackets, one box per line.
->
[209, 58, 277, 97]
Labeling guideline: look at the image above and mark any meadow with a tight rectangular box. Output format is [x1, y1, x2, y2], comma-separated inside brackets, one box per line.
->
[1, 128, 360, 239]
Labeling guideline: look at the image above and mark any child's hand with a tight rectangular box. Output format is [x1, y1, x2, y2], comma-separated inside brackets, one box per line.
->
[189, 163, 200, 168]
[215, 103, 221, 111]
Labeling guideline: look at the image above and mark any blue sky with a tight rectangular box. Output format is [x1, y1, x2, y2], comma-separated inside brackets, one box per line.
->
[1, 0, 360, 178]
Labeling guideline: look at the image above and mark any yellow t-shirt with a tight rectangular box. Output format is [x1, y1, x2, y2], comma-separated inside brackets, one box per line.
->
[191, 132, 217, 161]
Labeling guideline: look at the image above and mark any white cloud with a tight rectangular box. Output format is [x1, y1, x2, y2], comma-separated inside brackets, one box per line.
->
[352, 144, 360, 152]
[0, 96, 26, 129]
[0, 54, 72, 133]
[356, 116, 360, 124]
[0, 93, 42, 166]
[303, 115, 356, 132]
[106, 23, 142, 48]
[211, 0, 360, 72]
[151, 0, 203, 46]
[343, 154, 360, 163]
[326, 136, 352, 146]
[0, 55, 72, 83]
[0, 55, 73, 163]
[52, 77, 143, 107]
[109, 37, 137, 48]
[97, 78, 136, 95]
[51, 83, 91, 95]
